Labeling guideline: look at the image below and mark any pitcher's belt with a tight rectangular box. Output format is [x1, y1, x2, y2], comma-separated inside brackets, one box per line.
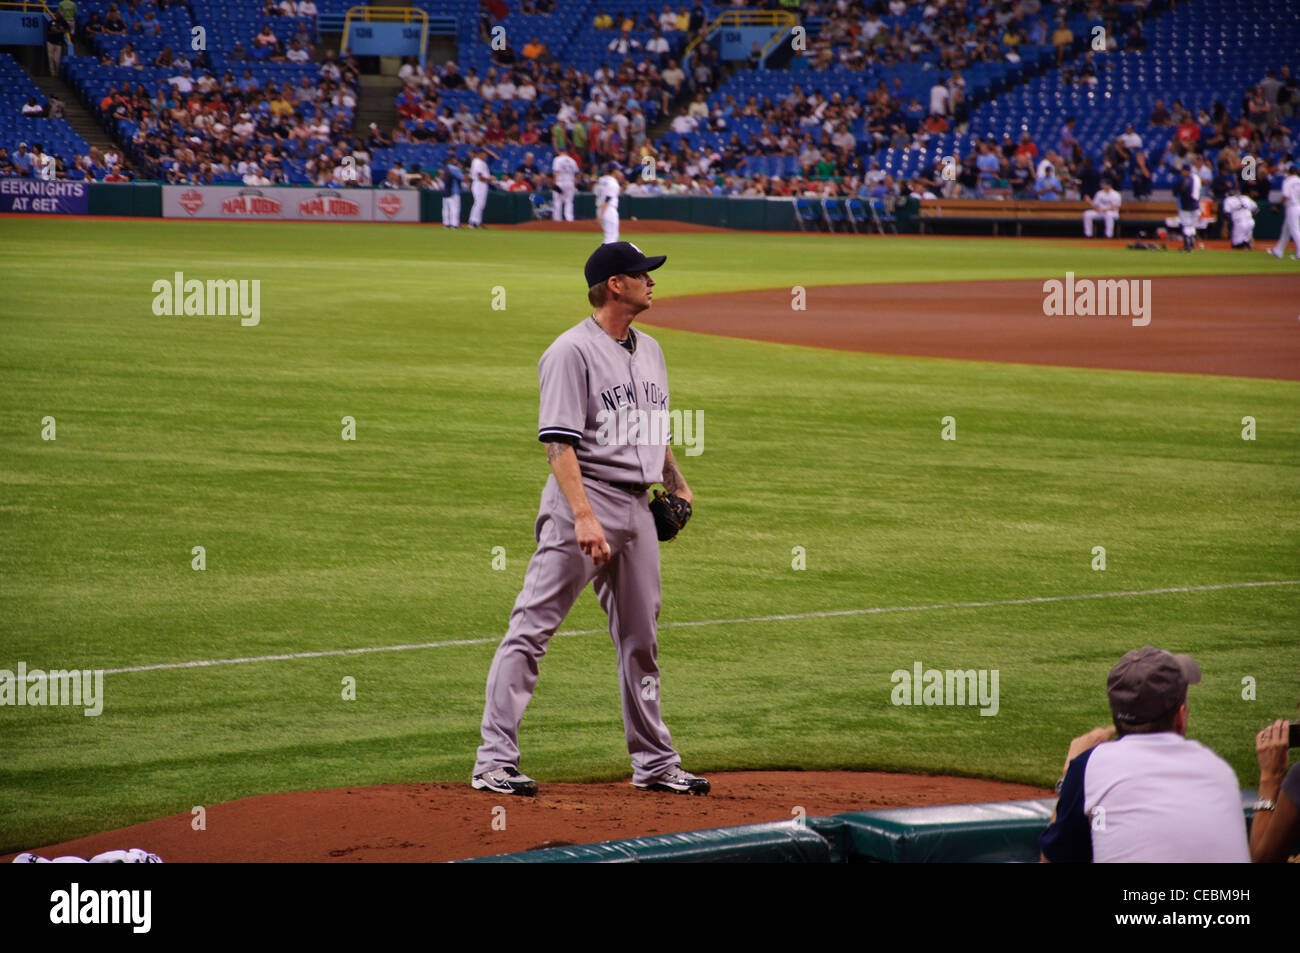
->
[597, 478, 650, 495]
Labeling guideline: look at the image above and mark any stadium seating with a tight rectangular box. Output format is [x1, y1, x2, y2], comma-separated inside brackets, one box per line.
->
[6, 0, 1295, 208]
[965, 0, 1300, 193]
[0, 54, 91, 175]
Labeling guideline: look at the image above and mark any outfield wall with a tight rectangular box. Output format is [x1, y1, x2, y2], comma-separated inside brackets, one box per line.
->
[8, 182, 1283, 240]
[28, 183, 846, 232]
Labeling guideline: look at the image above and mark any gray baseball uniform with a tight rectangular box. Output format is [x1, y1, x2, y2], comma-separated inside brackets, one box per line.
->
[473, 316, 681, 785]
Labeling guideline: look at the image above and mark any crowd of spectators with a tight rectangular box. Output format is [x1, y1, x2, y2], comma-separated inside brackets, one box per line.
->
[1145, 74, 1297, 201]
[68, 49, 365, 185]
[0, 140, 127, 182]
[8, 0, 1295, 220]
[789, 0, 1143, 75]
[386, 28, 723, 161]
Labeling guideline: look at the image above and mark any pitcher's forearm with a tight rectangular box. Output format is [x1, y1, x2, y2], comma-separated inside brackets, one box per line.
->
[662, 447, 691, 499]
[545, 440, 594, 519]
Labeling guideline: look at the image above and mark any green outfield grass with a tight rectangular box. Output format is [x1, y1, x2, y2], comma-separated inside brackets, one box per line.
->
[1, 218, 1297, 852]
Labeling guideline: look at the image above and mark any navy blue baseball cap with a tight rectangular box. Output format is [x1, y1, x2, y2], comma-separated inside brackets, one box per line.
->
[584, 242, 667, 288]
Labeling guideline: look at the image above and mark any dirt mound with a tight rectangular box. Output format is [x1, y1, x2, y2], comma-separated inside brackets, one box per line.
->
[1, 771, 1051, 863]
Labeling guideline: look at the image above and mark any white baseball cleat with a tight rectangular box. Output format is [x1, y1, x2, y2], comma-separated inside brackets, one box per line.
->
[471, 766, 538, 796]
[633, 765, 710, 795]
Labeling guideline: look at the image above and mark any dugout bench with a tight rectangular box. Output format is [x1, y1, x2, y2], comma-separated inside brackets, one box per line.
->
[917, 198, 1180, 237]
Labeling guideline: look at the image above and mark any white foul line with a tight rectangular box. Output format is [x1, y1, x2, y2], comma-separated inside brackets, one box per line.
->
[37, 578, 1295, 680]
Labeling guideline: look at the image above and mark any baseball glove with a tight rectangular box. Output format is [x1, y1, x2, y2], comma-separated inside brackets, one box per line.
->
[649, 489, 692, 542]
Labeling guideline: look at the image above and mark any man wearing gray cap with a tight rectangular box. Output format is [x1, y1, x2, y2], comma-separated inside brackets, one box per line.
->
[1038, 646, 1249, 863]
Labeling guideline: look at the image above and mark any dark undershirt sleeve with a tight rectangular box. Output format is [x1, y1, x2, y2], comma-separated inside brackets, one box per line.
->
[1038, 747, 1095, 863]
[1281, 762, 1300, 809]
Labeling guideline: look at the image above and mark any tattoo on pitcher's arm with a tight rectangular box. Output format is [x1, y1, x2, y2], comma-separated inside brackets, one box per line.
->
[662, 447, 689, 496]
[545, 439, 574, 464]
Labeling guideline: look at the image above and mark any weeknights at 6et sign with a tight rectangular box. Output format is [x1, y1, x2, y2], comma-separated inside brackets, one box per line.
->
[0, 180, 89, 214]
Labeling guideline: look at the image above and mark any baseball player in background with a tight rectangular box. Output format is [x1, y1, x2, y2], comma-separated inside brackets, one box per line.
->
[1173, 165, 1201, 252]
[471, 241, 708, 798]
[1223, 181, 1258, 249]
[1082, 178, 1122, 238]
[468, 147, 492, 228]
[595, 167, 625, 243]
[552, 150, 579, 222]
[1268, 160, 1300, 259]
[440, 157, 463, 228]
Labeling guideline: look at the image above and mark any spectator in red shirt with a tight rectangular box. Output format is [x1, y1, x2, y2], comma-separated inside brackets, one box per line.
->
[483, 117, 507, 145]
[1014, 131, 1038, 159]
[1175, 117, 1201, 147]
[924, 113, 949, 134]
[396, 87, 421, 120]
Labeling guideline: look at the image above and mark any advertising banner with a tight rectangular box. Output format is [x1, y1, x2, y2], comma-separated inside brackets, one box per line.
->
[0, 179, 89, 214]
[162, 186, 420, 222]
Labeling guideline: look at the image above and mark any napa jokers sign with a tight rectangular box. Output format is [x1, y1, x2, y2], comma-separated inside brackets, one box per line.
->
[162, 186, 419, 222]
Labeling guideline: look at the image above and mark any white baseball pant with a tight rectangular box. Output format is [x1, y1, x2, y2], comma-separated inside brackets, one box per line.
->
[600, 205, 619, 244]
[1272, 205, 1300, 256]
[1230, 216, 1254, 246]
[441, 191, 460, 227]
[469, 181, 488, 226]
[1082, 209, 1118, 238]
[552, 185, 575, 222]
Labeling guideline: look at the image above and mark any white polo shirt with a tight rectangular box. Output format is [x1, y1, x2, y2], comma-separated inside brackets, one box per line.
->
[1040, 731, 1249, 863]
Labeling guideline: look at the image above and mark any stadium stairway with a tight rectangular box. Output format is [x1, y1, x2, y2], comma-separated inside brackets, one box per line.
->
[355, 74, 402, 138]
[29, 73, 124, 168]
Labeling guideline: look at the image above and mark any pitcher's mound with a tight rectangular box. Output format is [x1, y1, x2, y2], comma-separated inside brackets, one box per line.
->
[1, 771, 1051, 863]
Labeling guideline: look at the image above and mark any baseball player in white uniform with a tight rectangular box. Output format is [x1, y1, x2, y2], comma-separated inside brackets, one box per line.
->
[552, 150, 579, 222]
[1083, 179, 1122, 238]
[1268, 164, 1300, 259]
[594, 167, 624, 244]
[468, 148, 491, 228]
[1223, 184, 1258, 249]
[471, 241, 708, 798]
[440, 158, 463, 228]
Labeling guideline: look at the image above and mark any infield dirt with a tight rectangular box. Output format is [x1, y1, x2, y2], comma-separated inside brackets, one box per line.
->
[0, 771, 1052, 863]
[644, 274, 1300, 381]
